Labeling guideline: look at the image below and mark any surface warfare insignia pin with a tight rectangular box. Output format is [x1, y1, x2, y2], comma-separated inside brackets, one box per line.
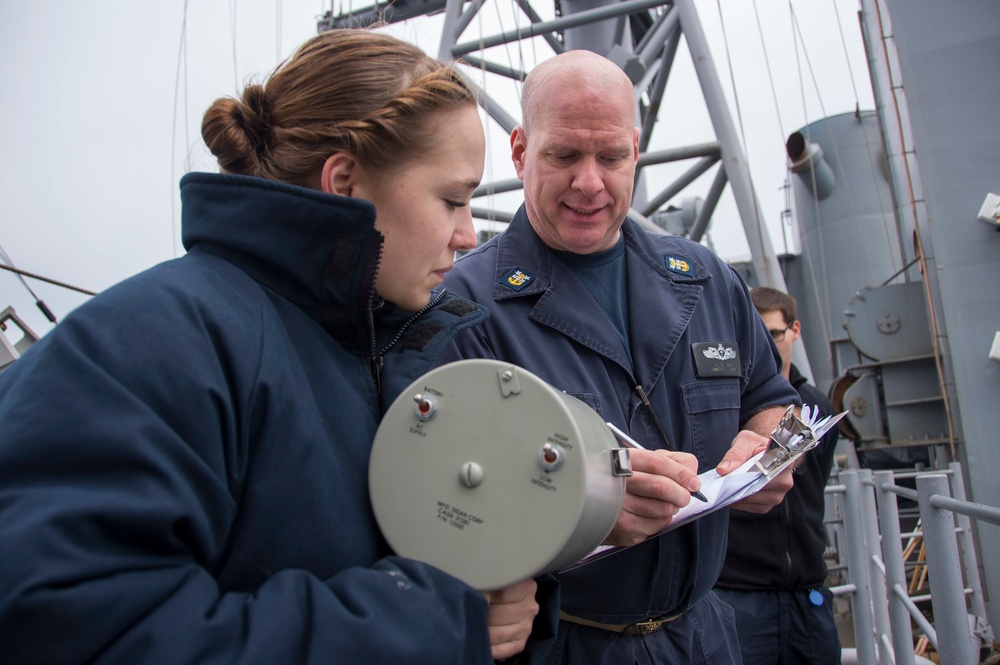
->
[665, 255, 693, 275]
[703, 344, 736, 361]
[691, 342, 741, 377]
[499, 267, 535, 291]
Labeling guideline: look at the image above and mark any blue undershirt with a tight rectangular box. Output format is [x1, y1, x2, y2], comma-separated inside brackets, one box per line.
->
[552, 234, 630, 358]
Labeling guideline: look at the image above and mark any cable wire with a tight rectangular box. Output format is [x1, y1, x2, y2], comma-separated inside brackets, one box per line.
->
[830, 0, 900, 277]
[715, 0, 751, 175]
[0, 243, 42, 301]
[751, 0, 786, 140]
[0, 263, 96, 297]
[170, 0, 190, 259]
[230, 0, 240, 91]
[276, 0, 283, 63]
[789, 1, 836, 348]
[715, 0, 769, 265]
[0, 234, 63, 324]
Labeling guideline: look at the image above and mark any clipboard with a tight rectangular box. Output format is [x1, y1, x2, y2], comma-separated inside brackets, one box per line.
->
[564, 405, 847, 571]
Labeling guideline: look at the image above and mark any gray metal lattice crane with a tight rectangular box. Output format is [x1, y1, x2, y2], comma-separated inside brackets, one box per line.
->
[319, 0, 788, 292]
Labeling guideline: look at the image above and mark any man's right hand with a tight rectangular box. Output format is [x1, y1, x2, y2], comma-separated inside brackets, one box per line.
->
[603, 448, 700, 546]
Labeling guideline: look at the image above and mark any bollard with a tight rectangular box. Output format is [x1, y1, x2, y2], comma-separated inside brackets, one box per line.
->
[948, 461, 993, 647]
[874, 470, 916, 665]
[860, 468, 894, 662]
[842, 470, 879, 665]
[917, 474, 976, 664]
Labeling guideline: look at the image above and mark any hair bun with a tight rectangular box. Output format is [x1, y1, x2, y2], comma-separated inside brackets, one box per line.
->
[201, 83, 274, 176]
[239, 84, 273, 149]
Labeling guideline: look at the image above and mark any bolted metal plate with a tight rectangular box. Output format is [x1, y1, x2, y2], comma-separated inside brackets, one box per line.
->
[844, 282, 932, 361]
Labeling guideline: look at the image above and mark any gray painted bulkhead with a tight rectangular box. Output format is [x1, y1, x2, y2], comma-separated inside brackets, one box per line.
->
[789, 0, 1000, 634]
[843, 0, 1000, 632]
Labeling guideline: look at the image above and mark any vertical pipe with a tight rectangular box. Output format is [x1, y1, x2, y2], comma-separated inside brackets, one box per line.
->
[829, 467, 848, 596]
[874, 471, 916, 665]
[917, 474, 976, 664]
[842, 470, 879, 664]
[860, 468, 894, 662]
[948, 462, 989, 633]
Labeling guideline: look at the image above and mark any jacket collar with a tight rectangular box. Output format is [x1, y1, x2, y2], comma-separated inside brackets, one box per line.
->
[489, 205, 711, 384]
[180, 172, 381, 351]
[788, 363, 806, 388]
[492, 205, 710, 299]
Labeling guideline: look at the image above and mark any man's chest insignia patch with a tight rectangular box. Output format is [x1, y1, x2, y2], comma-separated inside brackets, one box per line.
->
[691, 342, 741, 377]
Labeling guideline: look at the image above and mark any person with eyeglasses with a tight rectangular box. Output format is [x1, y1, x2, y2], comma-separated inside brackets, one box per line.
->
[770, 323, 792, 343]
[714, 286, 843, 664]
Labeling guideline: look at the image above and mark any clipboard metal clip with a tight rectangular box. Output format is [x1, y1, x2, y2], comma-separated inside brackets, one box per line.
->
[754, 404, 818, 478]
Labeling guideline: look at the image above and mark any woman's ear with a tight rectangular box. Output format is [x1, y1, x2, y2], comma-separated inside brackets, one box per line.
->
[320, 152, 358, 197]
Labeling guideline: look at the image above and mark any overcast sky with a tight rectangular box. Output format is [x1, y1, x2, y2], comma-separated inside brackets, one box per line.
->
[0, 0, 873, 344]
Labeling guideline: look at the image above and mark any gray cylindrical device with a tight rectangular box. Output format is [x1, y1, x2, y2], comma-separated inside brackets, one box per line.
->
[369, 359, 630, 591]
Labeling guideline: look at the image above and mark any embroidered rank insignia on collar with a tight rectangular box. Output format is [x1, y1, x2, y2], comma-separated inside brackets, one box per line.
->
[691, 342, 741, 377]
[665, 255, 693, 275]
[499, 267, 535, 291]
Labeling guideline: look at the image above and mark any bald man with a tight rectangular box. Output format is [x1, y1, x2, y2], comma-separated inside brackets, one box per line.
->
[436, 50, 800, 664]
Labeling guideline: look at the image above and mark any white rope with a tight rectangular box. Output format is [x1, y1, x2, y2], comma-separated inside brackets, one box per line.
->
[229, 0, 239, 91]
[751, 0, 787, 141]
[170, 0, 191, 258]
[276, 0, 283, 63]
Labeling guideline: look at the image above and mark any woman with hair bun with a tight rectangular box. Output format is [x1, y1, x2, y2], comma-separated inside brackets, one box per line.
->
[0, 29, 543, 664]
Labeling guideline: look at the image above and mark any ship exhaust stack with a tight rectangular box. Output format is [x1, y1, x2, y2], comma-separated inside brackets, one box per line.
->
[786, 131, 835, 200]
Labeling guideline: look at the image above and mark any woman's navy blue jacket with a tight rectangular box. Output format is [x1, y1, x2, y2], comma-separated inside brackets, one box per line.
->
[0, 173, 496, 664]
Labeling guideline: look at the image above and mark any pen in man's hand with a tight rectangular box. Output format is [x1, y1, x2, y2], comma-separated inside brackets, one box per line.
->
[633, 385, 709, 502]
[606, 421, 709, 502]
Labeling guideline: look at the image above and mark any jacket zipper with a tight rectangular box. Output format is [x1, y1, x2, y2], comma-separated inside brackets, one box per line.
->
[365, 237, 384, 394]
[368, 288, 448, 395]
[782, 497, 793, 586]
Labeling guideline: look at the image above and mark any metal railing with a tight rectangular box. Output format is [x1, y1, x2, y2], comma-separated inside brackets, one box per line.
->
[826, 462, 999, 664]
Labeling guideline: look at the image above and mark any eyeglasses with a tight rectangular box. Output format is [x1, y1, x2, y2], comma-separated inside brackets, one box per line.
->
[769, 324, 792, 343]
